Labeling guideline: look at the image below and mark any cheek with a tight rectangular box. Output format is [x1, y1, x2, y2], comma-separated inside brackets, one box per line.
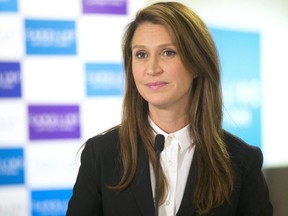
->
[132, 65, 142, 82]
[175, 69, 193, 88]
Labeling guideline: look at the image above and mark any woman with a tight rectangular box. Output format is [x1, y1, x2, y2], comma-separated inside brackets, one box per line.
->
[66, 2, 272, 216]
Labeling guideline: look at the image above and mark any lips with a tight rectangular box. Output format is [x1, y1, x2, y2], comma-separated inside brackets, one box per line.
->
[145, 81, 168, 89]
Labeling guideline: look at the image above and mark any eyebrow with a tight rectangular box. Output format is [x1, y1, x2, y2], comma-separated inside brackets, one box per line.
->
[131, 43, 176, 50]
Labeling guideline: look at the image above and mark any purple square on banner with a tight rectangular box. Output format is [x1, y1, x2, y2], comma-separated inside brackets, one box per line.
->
[28, 105, 81, 140]
[82, 0, 127, 14]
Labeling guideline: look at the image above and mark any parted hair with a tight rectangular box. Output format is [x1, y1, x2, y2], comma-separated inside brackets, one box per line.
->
[113, 2, 234, 215]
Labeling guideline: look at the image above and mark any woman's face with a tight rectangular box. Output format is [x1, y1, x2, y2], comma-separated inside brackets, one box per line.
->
[131, 22, 194, 113]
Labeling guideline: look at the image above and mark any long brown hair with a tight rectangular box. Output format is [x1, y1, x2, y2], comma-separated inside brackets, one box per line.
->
[114, 2, 234, 215]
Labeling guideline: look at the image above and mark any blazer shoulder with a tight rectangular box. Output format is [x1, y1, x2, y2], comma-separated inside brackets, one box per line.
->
[83, 126, 120, 157]
[223, 130, 263, 170]
[223, 133, 273, 216]
[88, 125, 120, 146]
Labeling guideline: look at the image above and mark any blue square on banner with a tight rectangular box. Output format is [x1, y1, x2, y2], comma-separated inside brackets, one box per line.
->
[0, 62, 21, 98]
[86, 63, 125, 96]
[211, 28, 261, 148]
[0, 148, 25, 185]
[31, 189, 72, 216]
[25, 19, 77, 55]
[0, 0, 18, 12]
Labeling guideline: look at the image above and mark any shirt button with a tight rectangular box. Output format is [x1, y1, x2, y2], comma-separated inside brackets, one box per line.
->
[168, 160, 173, 166]
[165, 201, 170, 205]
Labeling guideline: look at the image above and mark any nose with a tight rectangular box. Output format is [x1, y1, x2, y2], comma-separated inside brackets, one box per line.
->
[146, 56, 163, 76]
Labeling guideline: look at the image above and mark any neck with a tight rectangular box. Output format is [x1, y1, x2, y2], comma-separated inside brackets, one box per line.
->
[149, 108, 188, 133]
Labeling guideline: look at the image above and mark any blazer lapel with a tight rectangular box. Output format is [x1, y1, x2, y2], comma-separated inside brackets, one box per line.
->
[130, 141, 155, 216]
[129, 143, 198, 216]
[176, 149, 198, 216]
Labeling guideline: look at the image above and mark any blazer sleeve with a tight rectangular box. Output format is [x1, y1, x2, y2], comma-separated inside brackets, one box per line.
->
[66, 138, 102, 216]
[236, 146, 273, 216]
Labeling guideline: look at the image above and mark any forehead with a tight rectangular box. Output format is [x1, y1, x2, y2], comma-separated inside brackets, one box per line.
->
[131, 22, 175, 45]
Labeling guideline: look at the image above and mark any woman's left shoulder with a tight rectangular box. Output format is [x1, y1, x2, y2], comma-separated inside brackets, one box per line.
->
[222, 132, 273, 215]
[223, 130, 263, 169]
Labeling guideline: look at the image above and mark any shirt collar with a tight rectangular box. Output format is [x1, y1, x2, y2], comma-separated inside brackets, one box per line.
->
[149, 118, 192, 151]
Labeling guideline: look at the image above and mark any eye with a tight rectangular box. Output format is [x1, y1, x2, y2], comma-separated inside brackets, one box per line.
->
[162, 49, 176, 57]
[135, 51, 148, 59]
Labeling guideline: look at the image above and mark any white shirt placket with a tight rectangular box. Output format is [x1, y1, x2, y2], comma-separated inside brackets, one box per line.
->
[160, 135, 179, 216]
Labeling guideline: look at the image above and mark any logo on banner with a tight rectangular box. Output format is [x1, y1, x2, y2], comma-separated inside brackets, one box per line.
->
[211, 28, 261, 148]
[0, 148, 24, 185]
[25, 19, 76, 55]
[31, 189, 72, 216]
[82, 0, 127, 14]
[86, 63, 124, 96]
[28, 105, 81, 140]
[0, 62, 21, 98]
[0, 0, 18, 12]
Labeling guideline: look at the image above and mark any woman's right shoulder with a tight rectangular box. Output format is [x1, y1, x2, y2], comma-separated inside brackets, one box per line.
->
[77, 126, 121, 182]
[84, 125, 120, 153]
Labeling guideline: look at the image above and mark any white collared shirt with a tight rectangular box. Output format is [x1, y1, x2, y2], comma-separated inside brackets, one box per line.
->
[149, 119, 195, 216]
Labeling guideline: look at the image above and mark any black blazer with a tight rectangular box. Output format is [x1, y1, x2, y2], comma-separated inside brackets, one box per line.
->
[66, 127, 273, 216]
